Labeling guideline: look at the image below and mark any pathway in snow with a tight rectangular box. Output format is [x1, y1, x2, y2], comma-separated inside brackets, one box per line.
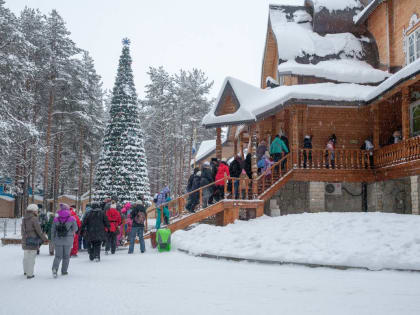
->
[1, 244, 420, 315]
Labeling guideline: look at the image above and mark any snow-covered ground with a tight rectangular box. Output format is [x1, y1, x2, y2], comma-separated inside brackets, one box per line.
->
[0, 218, 21, 239]
[1, 244, 420, 315]
[173, 212, 420, 271]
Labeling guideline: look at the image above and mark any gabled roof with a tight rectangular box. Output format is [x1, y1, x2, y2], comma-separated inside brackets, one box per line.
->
[354, 0, 382, 25]
[202, 58, 420, 128]
[202, 77, 374, 128]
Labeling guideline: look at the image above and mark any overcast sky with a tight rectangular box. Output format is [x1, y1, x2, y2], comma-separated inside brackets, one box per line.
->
[8, 0, 302, 98]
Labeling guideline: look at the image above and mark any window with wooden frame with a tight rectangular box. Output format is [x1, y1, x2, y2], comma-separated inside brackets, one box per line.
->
[406, 27, 420, 64]
[410, 99, 420, 136]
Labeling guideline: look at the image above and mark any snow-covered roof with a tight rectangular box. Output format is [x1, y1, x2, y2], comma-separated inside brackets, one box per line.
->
[269, 6, 367, 62]
[203, 77, 374, 127]
[354, 0, 382, 24]
[310, 0, 363, 12]
[367, 58, 420, 102]
[203, 58, 420, 127]
[278, 59, 390, 84]
[191, 131, 229, 165]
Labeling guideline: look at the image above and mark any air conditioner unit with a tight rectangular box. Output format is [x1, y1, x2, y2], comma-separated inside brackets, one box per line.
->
[325, 183, 342, 195]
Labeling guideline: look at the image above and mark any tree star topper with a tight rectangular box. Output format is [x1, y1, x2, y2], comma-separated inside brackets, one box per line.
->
[122, 38, 130, 46]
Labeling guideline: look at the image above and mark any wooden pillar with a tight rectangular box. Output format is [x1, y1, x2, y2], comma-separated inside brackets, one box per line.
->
[234, 138, 238, 157]
[291, 107, 299, 167]
[250, 124, 258, 198]
[216, 127, 222, 160]
[240, 135, 244, 159]
[402, 87, 410, 140]
[271, 115, 277, 138]
[373, 103, 380, 148]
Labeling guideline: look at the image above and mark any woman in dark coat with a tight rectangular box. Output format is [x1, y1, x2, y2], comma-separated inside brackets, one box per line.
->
[244, 153, 252, 179]
[186, 168, 202, 213]
[81, 202, 110, 262]
[200, 162, 213, 207]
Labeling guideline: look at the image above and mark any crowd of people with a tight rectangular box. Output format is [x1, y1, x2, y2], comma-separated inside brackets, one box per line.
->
[21, 195, 151, 279]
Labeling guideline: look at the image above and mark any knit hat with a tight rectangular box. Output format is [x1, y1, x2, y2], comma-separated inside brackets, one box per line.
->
[59, 203, 69, 211]
[26, 204, 39, 213]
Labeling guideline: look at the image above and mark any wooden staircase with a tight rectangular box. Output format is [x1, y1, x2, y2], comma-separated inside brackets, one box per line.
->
[145, 138, 420, 238]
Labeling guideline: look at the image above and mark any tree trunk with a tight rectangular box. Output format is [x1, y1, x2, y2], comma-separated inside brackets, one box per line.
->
[77, 128, 84, 211]
[89, 154, 93, 204]
[43, 88, 55, 210]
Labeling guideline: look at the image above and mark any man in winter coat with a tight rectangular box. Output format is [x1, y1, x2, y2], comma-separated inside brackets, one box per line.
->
[128, 202, 146, 254]
[81, 203, 110, 262]
[270, 135, 289, 162]
[186, 168, 201, 213]
[200, 162, 213, 208]
[215, 159, 230, 201]
[51, 204, 78, 277]
[69, 206, 81, 257]
[229, 155, 243, 198]
[186, 167, 199, 192]
[21, 204, 48, 279]
[244, 153, 252, 179]
[105, 203, 122, 254]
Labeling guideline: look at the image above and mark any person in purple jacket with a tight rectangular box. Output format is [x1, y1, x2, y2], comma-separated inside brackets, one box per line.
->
[51, 203, 78, 278]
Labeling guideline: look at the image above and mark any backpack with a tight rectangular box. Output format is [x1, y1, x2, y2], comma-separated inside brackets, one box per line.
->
[134, 211, 145, 225]
[56, 217, 69, 238]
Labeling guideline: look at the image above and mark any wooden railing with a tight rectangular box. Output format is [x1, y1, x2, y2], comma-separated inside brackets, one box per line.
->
[296, 149, 373, 170]
[148, 175, 253, 230]
[374, 136, 420, 168]
[256, 154, 291, 194]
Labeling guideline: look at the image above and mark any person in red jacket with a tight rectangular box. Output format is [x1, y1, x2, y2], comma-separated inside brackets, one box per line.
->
[105, 203, 122, 255]
[69, 206, 82, 257]
[214, 159, 230, 201]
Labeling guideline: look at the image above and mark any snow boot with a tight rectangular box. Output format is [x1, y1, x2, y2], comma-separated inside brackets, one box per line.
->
[27, 275, 35, 279]
[52, 269, 58, 278]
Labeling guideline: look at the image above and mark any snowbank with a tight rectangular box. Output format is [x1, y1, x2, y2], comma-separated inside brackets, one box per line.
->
[173, 212, 420, 271]
[312, 0, 362, 12]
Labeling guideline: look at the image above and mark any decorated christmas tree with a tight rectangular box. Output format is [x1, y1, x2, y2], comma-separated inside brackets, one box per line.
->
[93, 38, 150, 203]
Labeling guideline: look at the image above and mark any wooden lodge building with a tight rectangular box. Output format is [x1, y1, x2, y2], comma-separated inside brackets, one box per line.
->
[201, 0, 420, 215]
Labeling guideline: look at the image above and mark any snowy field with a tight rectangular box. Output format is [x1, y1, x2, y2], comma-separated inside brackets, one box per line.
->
[173, 212, 420, 271]
[1, 244, 420, 315]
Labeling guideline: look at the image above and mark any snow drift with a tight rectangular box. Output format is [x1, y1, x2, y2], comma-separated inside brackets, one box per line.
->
[173, 212, 420, 271]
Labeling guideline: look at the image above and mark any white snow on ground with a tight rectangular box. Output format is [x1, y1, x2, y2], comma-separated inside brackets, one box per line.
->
[278, 59, 390, 84]
[173, 212, 420, 271]
[1, 244, 420, 315]
[0, 218, 21, 238]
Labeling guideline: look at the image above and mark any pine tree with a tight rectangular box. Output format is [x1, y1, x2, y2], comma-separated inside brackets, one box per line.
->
[93, 39, 150, 204]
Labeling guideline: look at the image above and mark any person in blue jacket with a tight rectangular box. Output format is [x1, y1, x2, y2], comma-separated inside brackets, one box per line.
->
[156, 187, 170, 229]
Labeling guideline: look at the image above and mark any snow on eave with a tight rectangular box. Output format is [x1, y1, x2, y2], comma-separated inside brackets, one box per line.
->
[366, 58, 420, 103]
[277, 59, 390, 84]
[354, 0, 382, 24]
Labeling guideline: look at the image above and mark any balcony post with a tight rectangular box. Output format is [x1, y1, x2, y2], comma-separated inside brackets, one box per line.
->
[250, 124, 258, 198]
[216, 127, 222, 160]
[402, 86, 410, 140]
